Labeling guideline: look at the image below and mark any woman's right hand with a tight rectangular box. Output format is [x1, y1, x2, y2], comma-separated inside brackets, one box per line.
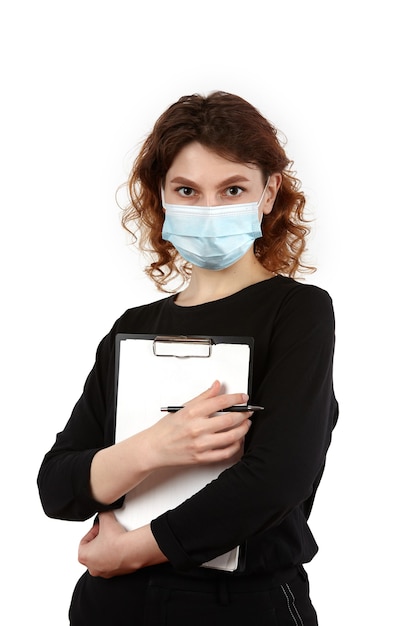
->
[141, 380, 253, 469]
[90, 381, 252, 505]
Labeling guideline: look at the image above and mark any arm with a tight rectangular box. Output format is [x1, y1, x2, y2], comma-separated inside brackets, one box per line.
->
[150, 285, 339, 570]
[78, 512, 167, 578]
[90, 381, 252, 504]
[37, 322, 251, 520]
[77, 381, 253, 578]
[37, 330, 118, 521]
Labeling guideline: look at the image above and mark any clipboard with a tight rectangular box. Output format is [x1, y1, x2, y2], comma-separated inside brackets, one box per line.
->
[113, 333, 254, 572]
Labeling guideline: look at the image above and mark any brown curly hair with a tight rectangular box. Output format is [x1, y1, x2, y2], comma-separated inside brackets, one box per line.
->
[122, 91, 313, 291]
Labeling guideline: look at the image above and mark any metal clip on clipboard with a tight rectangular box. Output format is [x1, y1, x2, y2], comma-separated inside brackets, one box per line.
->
[153, 336, 212, 358]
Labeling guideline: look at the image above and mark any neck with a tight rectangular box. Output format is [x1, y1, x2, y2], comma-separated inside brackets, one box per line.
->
[175, 251, 275, 307]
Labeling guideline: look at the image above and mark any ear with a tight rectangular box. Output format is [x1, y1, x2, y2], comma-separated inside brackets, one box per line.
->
[262, 173, 282, 216]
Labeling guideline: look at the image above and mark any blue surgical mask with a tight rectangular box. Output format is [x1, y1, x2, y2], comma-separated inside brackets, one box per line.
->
[161, 181, 268, 270]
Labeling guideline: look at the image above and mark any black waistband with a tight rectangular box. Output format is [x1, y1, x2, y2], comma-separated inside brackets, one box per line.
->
[146, 564, 300, 593]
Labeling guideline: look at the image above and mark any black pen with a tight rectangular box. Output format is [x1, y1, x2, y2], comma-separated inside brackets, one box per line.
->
[160, 405, 264, 413]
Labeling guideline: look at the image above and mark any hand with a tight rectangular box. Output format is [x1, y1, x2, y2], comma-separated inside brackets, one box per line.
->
[89, 382, 253, 507]
[78, 511, 167, 578]
[78, 511, 132, 578]
[144, 380, 253, 469]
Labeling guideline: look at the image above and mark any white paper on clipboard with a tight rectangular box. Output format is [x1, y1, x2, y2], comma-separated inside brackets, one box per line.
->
[113, 334, 253, 572]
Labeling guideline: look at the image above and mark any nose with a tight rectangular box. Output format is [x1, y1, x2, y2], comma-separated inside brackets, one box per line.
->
[198, 193, 220, 207]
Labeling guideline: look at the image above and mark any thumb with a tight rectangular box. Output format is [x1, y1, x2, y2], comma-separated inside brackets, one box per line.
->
[79, 520, 100, 546]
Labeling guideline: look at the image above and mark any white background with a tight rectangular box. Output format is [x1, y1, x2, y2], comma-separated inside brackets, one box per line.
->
[1, 1, 415, 624]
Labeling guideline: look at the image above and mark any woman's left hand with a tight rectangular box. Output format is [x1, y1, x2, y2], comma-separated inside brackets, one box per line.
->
[78, 511, 167, 578]
[78, 511, 132, 578]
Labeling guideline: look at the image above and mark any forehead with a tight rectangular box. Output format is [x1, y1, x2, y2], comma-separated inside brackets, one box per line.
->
[167, 142, 262, 182]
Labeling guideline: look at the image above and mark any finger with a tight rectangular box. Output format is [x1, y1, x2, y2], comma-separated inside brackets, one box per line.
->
[98, 510, 127, 534]
[209, 410, 253, 434]
[192, 418, 252, 459]
[210, 415, 253, 442]
[196, 433, 247, 463]
[185, 380, 222, 406]
[79, 522, 99, 545]
[97, 510, 117, 531]
[98, 510, 114, 525]
[196, 391, 250, 417]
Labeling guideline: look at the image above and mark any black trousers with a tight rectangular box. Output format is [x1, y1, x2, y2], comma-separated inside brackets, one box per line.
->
[69, 565, 318, 625]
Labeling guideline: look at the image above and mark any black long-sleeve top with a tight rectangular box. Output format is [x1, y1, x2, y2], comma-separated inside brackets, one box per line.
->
[38, 276, 338, 576]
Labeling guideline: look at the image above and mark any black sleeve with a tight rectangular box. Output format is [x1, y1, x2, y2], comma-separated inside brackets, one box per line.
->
[151, 285, 338, 570]
[37, 327, 123, 521]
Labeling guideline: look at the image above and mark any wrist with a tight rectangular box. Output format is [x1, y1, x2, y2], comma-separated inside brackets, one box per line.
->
[131, 427, 164, 474]
[127, 525, 168, 569]
[117, 530, 143, 572]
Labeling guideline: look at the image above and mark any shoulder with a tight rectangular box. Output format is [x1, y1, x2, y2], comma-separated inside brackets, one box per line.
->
[111, 295, 172, 332]
[93, 296, 172, 354]
[269, 277, 335, 331]
[287, 279, 333, 311]
[268, 276, 334, 312]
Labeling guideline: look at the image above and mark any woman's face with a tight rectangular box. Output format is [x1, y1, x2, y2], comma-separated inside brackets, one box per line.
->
[164, 142, 279, 218]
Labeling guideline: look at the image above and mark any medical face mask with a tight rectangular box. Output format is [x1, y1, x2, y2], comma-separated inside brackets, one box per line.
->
[161, 181, 268, 270]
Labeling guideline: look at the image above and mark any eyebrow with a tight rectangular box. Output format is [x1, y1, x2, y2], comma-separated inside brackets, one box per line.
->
[168, 175, 252, 187]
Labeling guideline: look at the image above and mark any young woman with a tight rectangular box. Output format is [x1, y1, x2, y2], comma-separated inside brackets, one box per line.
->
[38, 91, 338, 625]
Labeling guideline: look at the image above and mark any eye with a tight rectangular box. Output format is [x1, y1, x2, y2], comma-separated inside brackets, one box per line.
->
[225, 186, 244, 197]
[176, 186, 195, 197]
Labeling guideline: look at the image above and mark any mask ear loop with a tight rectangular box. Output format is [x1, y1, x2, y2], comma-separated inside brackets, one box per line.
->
[257, 177, 270, 207]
